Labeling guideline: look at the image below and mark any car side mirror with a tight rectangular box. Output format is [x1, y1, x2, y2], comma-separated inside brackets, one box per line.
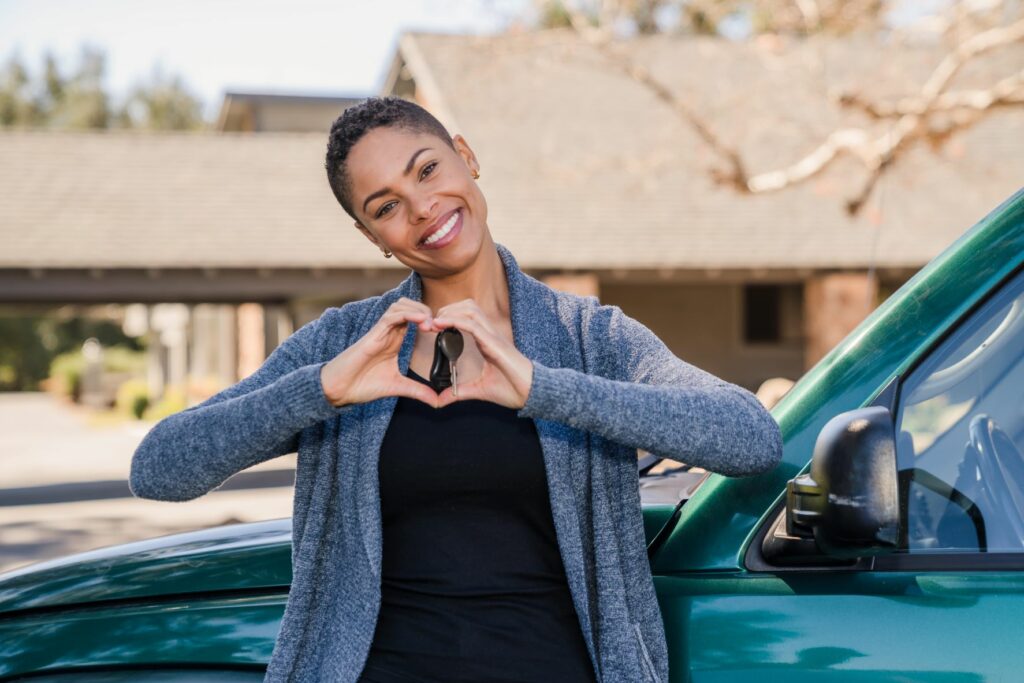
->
[785, 406, 901, 559]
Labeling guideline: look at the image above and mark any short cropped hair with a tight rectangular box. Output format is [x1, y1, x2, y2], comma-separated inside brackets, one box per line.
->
[325, 96, 456, 221]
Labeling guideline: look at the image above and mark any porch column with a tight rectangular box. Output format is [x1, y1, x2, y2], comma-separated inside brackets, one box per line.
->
[217, 304, 238, 386]
[804, 271, 877, 369]
[237, 303, 265, 380]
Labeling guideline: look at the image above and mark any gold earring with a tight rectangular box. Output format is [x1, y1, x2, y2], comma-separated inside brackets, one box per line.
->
[383, 248, 392, 258]
[471, 169, 480, 179]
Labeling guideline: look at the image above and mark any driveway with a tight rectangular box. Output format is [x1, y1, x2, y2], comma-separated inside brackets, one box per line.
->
[0, 392, 296, 574]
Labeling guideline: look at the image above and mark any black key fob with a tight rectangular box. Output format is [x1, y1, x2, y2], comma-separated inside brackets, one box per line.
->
[429, 332, 453, 393]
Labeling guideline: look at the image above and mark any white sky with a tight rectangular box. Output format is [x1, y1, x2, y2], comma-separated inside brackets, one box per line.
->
[0, 0, 532, 120]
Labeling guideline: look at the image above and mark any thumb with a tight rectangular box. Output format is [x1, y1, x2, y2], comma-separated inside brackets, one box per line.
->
[435, 386, 458, 408]
[394, 377, 439, 408]
[436, 380, 485, 408]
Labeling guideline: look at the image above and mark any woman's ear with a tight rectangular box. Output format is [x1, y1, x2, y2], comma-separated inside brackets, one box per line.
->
[452, 134, 479, 177]
[354, 221, 382, 249]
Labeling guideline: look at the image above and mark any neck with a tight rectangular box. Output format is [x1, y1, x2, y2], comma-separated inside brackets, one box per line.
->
[420, 234, 510, 320]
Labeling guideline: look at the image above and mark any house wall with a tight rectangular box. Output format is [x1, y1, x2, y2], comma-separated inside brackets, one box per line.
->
[251, 101, 348, 133]
[158, 271, 911, 404]
[600, 282, 805, 392]
[285, 280, 803, 393]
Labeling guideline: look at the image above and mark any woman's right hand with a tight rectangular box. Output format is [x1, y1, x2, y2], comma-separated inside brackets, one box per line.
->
[319, 297, 439, 408]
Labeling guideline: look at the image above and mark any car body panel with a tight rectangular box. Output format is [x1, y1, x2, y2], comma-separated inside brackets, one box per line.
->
[0, 503, 681, 679]
[0, 520, 293, 616]
[5, 672, 265, 682]
[0, 501, 682, 619]
[0, 592, 282, 676]
[652, 187, 1024, 575]
[656, 570, 1024, 682]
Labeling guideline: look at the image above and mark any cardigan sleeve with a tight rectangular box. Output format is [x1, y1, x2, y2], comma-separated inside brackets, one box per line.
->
[517, 300, 783, 477]
[129, 309, 347, 502]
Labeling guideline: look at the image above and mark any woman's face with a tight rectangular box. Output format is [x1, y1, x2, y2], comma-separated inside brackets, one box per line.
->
[347, 126, 488, 277]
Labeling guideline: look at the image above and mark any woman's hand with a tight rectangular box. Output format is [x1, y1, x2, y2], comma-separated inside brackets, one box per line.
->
[431, 299, 534, 410]
[320, 297, 440, 408]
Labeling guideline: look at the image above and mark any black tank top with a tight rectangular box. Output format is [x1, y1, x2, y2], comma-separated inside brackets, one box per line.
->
[357, 368, 597, 683]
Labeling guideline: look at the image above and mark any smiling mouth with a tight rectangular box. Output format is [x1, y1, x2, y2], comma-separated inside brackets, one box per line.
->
[419, 209, 461, 247]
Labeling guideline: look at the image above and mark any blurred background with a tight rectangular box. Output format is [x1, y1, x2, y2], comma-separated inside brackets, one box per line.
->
[1, 0, 1022, 573]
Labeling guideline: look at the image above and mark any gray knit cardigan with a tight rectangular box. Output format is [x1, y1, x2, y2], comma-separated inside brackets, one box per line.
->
[129, 242, 783, 683]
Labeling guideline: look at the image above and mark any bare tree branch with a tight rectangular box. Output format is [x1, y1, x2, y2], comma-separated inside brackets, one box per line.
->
[562, 0, 752, 187]
[555, 0, 1024, 214]
[838, 68, 1024, 117]
[922, 16, 1024, 101]
[793, 0, 821, 33]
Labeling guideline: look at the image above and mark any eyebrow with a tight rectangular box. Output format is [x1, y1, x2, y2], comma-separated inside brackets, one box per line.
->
[361, 147, 433, 215]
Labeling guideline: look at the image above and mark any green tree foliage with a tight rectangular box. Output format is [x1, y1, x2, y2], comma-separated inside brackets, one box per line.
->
[0, 44, 207, 130]
[0, 45, 204, 393]
[0, 54, 39, 125]
[0, 314, 50, 390]
[0, 307, 145, 392]
[115, 64, 206, 130]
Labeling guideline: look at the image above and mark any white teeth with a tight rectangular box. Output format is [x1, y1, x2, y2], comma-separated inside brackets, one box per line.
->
[424, 210, 459, 245]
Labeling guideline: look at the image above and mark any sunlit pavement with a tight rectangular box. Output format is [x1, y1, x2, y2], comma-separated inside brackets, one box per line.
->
[0, 486, 294, 575]
[0, 392, 298, 575]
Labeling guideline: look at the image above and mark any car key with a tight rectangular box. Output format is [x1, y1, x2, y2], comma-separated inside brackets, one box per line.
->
[428, 328, 463, 394]
[438, 328, 464, 396]
[429, 333, 451, 393]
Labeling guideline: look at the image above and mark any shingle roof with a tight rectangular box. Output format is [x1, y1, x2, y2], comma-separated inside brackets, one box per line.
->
[1, 30, 1021, 270]
[401, 30, 1024, 270]
[0, 128, 366, 268]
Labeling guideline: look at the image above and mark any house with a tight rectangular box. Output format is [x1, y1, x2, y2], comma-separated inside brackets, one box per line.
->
[1, 29, 1021, 402]
[215, 91, 364, 133]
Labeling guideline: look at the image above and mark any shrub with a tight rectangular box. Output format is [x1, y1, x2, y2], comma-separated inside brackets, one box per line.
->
[49, 351, 86, 400]
[102, 346, 147, 375]
[48, 346, 148, 403]
[143, 384, 187, 421]
[115, 378, 150, 419]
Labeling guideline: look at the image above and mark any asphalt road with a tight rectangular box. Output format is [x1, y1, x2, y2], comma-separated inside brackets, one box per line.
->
[0, 392, 297, 575]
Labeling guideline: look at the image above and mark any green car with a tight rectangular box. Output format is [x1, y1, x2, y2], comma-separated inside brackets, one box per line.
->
[2, 187, 1023, 682]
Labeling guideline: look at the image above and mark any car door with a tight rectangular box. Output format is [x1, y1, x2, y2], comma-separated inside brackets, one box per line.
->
[698, 266, 1024, 683]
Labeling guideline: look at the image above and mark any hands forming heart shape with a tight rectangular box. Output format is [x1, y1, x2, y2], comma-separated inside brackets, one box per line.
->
[320, 297, 534, 410]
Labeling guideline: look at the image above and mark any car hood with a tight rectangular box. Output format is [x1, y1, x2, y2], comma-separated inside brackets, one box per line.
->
[0, 517, 293, 615]
[0, 473, 705, 616]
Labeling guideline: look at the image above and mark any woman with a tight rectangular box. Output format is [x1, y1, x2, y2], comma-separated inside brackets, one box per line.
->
[129, 96, 783, 683]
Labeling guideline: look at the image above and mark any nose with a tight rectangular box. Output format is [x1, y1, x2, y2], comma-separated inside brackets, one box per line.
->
[411, 192, 438, 223]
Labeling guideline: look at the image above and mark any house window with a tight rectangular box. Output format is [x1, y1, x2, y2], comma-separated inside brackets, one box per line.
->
[743, 284, 803, 345]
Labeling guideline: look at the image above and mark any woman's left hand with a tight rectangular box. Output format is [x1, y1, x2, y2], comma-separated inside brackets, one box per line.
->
[430, 299, 533, 409]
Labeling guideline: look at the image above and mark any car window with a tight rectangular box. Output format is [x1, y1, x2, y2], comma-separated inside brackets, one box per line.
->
[896, 268, 1024, 554]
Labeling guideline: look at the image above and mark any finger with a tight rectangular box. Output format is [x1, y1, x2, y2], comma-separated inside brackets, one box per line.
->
[435, 386, 458, 408]
[388, 298, 435, 324]
[395, 296, 433, 315]
[432, 308, 485, 332]
[433, 312, 504, 360]
[393, 377, 439, 407]
[434, 299, 487, 330]
[387, 301, 434, 322]
[378, 309, 430, 330]
[402, 300, 438, 330]
[434, 297, 473, 314]
[372, 310, 431, 343]
[435, 380, 486, 407]
[450, 379, 487, 404]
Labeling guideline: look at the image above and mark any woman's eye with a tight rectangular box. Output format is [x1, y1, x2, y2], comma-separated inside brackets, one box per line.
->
[375, 162, 436, 218]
